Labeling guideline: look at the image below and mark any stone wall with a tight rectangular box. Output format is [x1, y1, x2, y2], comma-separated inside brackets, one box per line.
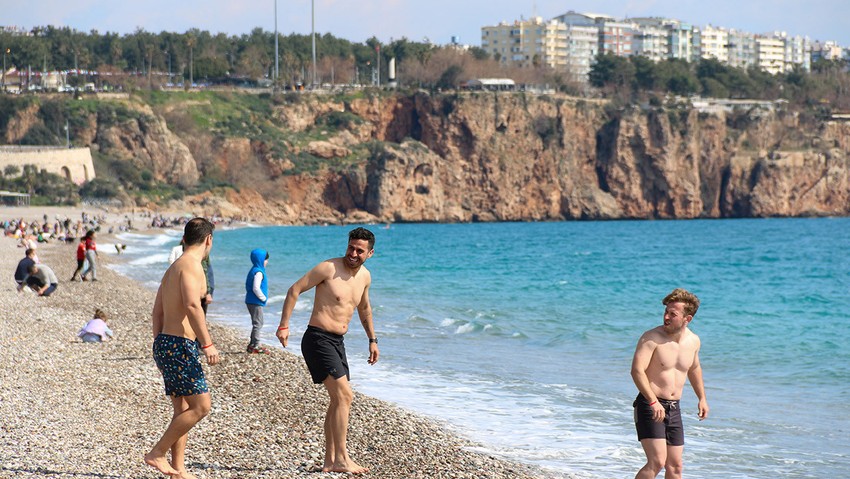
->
[0, 146, 95, 184]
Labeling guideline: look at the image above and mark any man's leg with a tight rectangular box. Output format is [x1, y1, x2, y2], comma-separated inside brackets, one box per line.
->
[144, 393, 211, 475]
[168, 396, 198, 479]
[636, 438, 667, 479]
[322, 375, 368, 474]
[664, 445, 684, 479]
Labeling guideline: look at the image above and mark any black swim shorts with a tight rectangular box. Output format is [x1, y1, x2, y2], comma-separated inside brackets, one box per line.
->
[633, 394, 684, 446]
[153, 333, 209, 397]
[301, 325, 349, 384]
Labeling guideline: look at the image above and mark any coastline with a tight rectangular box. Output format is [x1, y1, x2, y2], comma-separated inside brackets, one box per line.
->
[0, 207, 550, 478]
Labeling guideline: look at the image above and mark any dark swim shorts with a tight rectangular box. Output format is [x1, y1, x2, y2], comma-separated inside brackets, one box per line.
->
[153, 333, 209, 397]
[633, 394, 684, 446]
[301, 326, 349, 384]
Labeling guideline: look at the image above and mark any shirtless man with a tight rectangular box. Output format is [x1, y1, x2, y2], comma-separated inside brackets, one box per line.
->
[276, 227, 380, 474]
[144, 218, 220, 478]
[631, 288, 709, 479]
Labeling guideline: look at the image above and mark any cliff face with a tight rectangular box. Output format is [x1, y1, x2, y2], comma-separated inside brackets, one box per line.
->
[338, 92, 850, 223]
[11, 93, 847, 223]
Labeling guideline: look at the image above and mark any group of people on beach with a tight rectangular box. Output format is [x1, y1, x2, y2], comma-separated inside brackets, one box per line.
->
[145, 219, 379, 477]
[142, 217, 707, 479]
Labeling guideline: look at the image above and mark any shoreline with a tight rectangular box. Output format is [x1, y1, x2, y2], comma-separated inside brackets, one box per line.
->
[0, 207, 553, 478]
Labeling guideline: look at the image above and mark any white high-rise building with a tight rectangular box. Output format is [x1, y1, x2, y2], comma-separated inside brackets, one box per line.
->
[727, 29, 757, 69]
[756, 36, 786, 74]
[694, 25, 729, 63]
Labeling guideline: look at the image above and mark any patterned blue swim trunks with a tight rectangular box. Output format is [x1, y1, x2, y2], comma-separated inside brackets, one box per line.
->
[153, 333, 209, 397]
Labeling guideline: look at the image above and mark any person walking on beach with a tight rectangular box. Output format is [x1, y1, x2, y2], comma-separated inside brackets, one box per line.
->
[70, 237, 86, 281]
[631, 288, 709, 479]
[276, 227, 380, 474]
[144, 218, 219, 478]
[245, 248, 271, 354]
[80, 230, 98, 281]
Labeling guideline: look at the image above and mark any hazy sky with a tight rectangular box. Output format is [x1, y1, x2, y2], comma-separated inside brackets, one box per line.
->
[3, 0, 848, 46]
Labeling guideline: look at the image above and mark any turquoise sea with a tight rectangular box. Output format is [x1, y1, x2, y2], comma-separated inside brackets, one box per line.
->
[113, 218, 850, 479]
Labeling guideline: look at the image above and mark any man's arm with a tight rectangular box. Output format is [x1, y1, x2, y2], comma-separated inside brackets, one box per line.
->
[276, 262, 331, 348]
[152, 286, 164, 338]
[630, 332, 666, 422]
[357, 281, 379, 365]
[688, 342, 709, 420]
[181, 266, 219, 365]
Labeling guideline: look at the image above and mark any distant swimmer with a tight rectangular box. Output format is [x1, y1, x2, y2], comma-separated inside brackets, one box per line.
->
[631, 288, 709, 479]
[144, 218, 219, 478]
[276, 227, 379, 474]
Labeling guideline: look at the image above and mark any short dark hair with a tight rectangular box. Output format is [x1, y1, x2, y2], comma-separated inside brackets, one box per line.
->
[25, 248, 35, 256]
[349, 227, 375, 250]
[183, 218, 214, 246]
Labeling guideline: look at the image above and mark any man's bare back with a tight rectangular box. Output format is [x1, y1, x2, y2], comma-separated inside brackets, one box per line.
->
[154, 252, 209, 340]
[308, 257, 372, 335]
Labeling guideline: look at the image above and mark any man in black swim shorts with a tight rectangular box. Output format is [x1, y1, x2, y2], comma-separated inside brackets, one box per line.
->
[276, 227, 380, 474]
[631, 288, 709, 479]
[301, 326, 350, 384]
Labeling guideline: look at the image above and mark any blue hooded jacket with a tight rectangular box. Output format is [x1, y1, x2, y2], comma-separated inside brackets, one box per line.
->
[245, 248, 269, 306]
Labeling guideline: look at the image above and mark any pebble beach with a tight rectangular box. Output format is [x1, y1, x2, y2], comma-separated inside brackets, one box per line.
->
[0, 208, 549, 479]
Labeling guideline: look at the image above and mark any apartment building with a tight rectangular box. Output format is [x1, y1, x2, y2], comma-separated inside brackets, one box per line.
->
[554, 11, 634, 57]
[564, 24, 599, 82]
[694, 25, 729, 63]
[630, 17, 693, 61]
[481, 17, 568, 69]
[756, 36, 786, 74]
[633, 24, 668, 61]
[810, 40, 844, 62]
[726, 29, 757, 69]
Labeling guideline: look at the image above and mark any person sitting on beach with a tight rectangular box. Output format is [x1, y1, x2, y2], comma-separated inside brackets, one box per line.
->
[145, 217, 219, 478]
[14, 248, 37, 286]
[631, 288, 709, 479]
[20, 263, 59, 297]
[78, 309, 114, 343]
[276, 227, 380, 474]
[245, 248, 271, 354]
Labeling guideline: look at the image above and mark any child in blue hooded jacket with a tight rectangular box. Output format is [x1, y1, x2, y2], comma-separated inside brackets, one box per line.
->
[245, 248, 270, 354]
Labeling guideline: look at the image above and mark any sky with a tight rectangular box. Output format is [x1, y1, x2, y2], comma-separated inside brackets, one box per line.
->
[2, 0, 848, 47]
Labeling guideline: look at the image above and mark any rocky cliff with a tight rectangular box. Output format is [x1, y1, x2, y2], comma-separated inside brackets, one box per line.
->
[8, 92, 848, 223]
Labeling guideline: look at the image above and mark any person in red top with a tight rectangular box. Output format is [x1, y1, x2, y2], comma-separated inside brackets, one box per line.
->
[70, 237, 87, 281]
[81, 230, 98, 281]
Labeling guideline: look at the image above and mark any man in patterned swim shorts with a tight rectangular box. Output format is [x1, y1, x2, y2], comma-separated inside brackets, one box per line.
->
[144, 218, 220, 478]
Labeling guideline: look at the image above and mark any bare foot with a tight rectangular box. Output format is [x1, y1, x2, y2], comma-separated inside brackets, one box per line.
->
[331, 460, 369, 474]
[175, 469, 198, 479]
[144, 452, 179, 475]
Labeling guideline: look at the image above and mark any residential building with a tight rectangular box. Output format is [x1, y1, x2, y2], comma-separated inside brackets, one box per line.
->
[756, 36, 786, 74]
[727, 29, 757, 69]
[630, 17, 693, 61]
[554, 11, 634, 57]
[810, 40, 844, 62]
[773, 32, 811, 71]
[481, 17, 568, 69]
[694, 25, 729, 63]
[564, 24, 599, 82]
[632, 24, 669, 61]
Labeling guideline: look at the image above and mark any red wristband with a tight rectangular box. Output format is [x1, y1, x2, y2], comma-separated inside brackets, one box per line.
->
[200, 343, 214, 350]
[278, 326, 289, 331]
[649, 400, 657, 406]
